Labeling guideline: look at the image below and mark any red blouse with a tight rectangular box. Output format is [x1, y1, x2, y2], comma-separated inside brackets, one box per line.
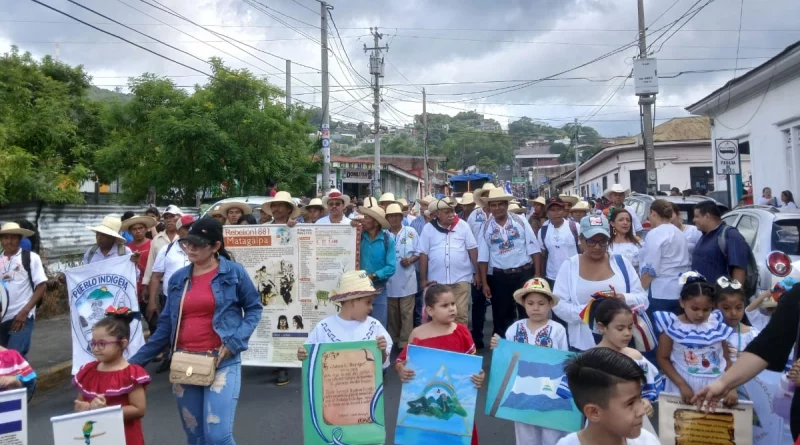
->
[177, 268, 222, 352]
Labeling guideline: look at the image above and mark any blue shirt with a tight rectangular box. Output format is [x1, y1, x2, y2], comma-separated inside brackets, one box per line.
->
[692, 222, 750, 282]
[360, 230, 396, 282]
[410, 215, 427, 236]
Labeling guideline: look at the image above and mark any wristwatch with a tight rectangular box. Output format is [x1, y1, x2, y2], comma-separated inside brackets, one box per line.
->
[369, 273, 378, 282]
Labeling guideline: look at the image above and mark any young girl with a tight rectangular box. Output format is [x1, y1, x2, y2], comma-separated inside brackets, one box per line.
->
[714, 277, 759, 362]
[593, 298, 661, 418]
[74, 307, 149, 445]
[0, 345, 37, 401]
[490, 278, 567, 445]
[654, 272, 736, 405]
[395, 284, 485, 445]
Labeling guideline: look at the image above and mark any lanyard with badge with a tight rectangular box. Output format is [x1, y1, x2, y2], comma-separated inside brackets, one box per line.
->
[1, 255, 13, 283]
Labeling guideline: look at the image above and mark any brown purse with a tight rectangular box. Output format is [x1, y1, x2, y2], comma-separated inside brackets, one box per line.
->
[169, 280, 217, 386]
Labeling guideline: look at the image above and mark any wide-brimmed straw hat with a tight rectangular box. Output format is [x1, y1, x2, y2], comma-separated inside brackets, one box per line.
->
[416, 194, 435, 206]
[378, 193, 399, 205]
[513, 278, 559, 306]
[306, 198, 324, 210]
[322, 189, 351, 207]
[530, 196, 546, 206]
[509, 203, 527, 214]
[484, 188, 515, 203]
[429, 199, 455, 212]
[474, 183, 498, 207]
[87, 216, 125, 241]
[330, 270, 382, 303]
[603, 184, 631, 200]
[262, 191, 301, 218]
[397, 198, 409, 209]
[571, 201, 591, 211]
[121, 215, 158, 231]
[218, 202, 253, 217]
[559, 194, 579, 205]
[359, 197, 390, 229]
[460, 193, 476, 206]
[385, 203, 404, 216]
[0, 222, 34, 238]
[209, 205, 224, 217]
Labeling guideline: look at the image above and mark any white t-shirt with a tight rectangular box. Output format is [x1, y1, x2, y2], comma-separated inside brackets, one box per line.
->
[386, 226, 418, 298]
[557, 430, 660, 445]
[638, 223, 690, 300]
[83, 244, 133, 265]
[466, 207, 489, 239]
[152, 241, 190, 296]
[538, 220, 580, 280]
[477, 213, 541, 271]
[0, 250, 47, 322]
[504, 319, 568, 351]
[306, 315, 393, 368]
[316, 215, 352, 224]
[682, 224, 702, 256]
[419, 220, 478, 284]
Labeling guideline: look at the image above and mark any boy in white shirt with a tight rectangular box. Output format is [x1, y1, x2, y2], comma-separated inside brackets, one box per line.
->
[557, 348, 660, 445]
[298, 270, 392, 368]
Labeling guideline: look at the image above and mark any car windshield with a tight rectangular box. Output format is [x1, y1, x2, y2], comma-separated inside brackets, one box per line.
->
[772, 219, 800, 255]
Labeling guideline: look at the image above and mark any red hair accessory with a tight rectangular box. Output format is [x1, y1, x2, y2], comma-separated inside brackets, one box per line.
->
[105, 306, 132, 317]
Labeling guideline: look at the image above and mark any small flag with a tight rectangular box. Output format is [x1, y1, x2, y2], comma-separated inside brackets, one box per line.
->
[501, 361, 573, 412]
[0, 398, 23, 435]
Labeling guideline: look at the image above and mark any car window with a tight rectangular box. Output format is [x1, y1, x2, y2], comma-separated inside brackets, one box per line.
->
[735, 215, 759, 248]
[626, 200, 643, 221]
[772, 220, 800, 255]
[722, 214, 738, 228]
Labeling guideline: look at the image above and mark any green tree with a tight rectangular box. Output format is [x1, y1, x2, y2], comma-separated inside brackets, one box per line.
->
[476, 156, 498, 175]
[549, 142, 569, 154]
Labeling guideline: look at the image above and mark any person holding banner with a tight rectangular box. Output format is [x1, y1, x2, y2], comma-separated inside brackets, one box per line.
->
[130, 218, 262, 445]
[83, 216, 134, 265]
[317, 188, 351, 224]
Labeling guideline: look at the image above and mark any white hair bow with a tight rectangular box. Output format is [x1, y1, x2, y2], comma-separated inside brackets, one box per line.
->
[717, 276, 742, 290]
[678, 271, 706, 285]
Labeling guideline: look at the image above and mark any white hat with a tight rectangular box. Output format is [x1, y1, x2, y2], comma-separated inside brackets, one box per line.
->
[513, 278, 559, 306]
[429, 199, 455, 212]
[385, 203, 404, 216]
[603, 184, 630, 200]
[322, 189, 351, 207]
[330, 270, 382, 303]
[358, 198, 390, 229]
[460, 193, 476, 206]
[87, 216, 125, 241]
[416, 194, 435, 206]
[262, 191, 301, 218]
[121, 216, 158, 231]
[474, 183, 498, 207]
[378, 193, 398, 205]
[483, 188, 515, 203]
[397, 198, 409, 208]
[218, 202, 253, 217]
[508, 203, 527, 214]
[0, 222, 34, 238]
[559, 194, 579, 205]
[571, 201, 591, 211]
[531, 196, 546, 206]
[163, 205, 183, 216]
[306, 198, 324, 209]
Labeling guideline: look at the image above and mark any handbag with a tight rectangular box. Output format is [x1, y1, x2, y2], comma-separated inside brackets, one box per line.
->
[169, 280, 217, 387]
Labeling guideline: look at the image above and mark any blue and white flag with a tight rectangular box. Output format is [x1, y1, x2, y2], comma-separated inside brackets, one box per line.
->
[0, 388, 26, 443]
[504, 181, 513, 195]
[501, 361, 573, 412]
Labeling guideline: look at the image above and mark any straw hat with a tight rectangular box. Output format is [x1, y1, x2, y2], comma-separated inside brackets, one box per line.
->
[329, 270, 382, 303]
[571, 201, 591, 211]
[121, 215, 158, 231]
[306, 198, 324, 209]
[530, 196, 546, 206]
[416, 194, 435, 206]
[474, 183, 498, 207]
[509, 203, 527, 214]
[483, 188, 514, 203]
[0, 222, 34, 238]
[429, 199, 455, 212]
[460, 193, 476, 206]
[378, 193, 398, 205]
[397, 198, 409, 209]
[87, 216, 125, 241]
[385, 203, 404, 216]
[262, 191, 301, 218]
[209, 205, 224, 217]
[218, 201, 253, 218]
[322, 189, 351, 207]
[603, 184, 630, 200]
[513, 278, 559, 306]
[442, 196, 458, 206]
[359, 198, 390, 229]
[559, 194, 579, 205]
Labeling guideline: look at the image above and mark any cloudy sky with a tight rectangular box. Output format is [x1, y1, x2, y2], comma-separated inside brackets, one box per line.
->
[4, 0, 800, 136]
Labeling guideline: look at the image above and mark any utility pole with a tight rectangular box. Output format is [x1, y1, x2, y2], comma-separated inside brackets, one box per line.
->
[365, 27, 388, 197]
[423, 87, 429, 194]
[573, 118, 581, 198]
[637, 0, 658, 195]
[285, 59, 292, 120]
[319, 1, 332, 194]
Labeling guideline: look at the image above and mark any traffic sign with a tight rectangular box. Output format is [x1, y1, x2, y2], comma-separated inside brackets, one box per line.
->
[715, 139, 740, 175]
[322, 138, 330, 148]
[512, 177, 526, 184]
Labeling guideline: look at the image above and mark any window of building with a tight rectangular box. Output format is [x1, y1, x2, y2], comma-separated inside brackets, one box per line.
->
[689, 167, 715, 193]
[602, 176, 608, 192]
[613, 173, 619, 184]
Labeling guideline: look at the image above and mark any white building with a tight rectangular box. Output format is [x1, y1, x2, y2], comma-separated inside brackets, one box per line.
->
[687, 41, 800, 205]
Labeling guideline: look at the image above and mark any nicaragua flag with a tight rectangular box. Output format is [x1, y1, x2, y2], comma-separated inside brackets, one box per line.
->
[0, 396, 23, 435]
[504, 180, 513, 195]
[501, 360, 574, 412]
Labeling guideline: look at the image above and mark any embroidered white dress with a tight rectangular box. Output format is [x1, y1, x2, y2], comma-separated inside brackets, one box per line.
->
[306, 315, 393, 368]
[654, 310, 734, 393]
[725, 325, 760, 363]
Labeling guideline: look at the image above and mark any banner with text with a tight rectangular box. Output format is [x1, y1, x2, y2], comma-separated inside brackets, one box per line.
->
[224, 224, 359, 368]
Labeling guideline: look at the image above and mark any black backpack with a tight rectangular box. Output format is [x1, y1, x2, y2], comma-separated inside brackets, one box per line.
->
[717, 225, 759, 297]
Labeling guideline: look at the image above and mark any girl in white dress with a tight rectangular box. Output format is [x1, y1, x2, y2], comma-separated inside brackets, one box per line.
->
[714, 277, 759, 362]
[607, 208, 642, 272]
[654, 272, 736, 405]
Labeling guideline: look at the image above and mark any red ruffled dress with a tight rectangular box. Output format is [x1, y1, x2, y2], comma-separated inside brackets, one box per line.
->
[397, 323, 479, 445]
[74, 362, 151, 445]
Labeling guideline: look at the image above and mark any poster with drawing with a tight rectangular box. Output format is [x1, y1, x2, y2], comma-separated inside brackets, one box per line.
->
[224, 224, 359, 368]
[51, 405, 124, 445]
[658, 392, 753, 445]
[301, 341, 384, 445]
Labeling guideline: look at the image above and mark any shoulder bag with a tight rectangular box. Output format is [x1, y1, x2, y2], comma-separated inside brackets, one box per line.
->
[169, 280, 217, 386]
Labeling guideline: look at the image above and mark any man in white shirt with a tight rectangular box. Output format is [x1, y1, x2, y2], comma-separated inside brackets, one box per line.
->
[142, 205, 182, 300]
[317, 189, 352, 224]
[477, 188, 543, 338]
[82, 216, 134, 265]
[0, 223, 47, 356]
[603, 184, 644, 234]
[418, 199, 479, 325]
[537, 197, 581, 288]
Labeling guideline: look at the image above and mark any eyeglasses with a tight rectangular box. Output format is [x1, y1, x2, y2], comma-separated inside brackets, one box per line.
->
[584, 238, 609, 248]
[89, 340, 123, 350]
[179, 240, 210, 251]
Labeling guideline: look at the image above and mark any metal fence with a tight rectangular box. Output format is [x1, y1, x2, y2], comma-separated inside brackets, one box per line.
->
[0, 201, 200, 271]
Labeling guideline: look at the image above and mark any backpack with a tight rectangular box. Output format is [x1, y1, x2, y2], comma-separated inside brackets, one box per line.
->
[717, 225, 759, 297]
[539, 220, 582, 254]
[88, 243, 127, 259]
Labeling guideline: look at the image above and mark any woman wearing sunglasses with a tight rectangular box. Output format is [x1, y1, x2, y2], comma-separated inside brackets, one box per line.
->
[130, 217, 262, 444]
[552, 215, 647, 351]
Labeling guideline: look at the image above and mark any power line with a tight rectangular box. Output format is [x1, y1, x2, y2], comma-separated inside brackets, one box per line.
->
[289, 0, 320, 16]
[733, 0, 745, 78]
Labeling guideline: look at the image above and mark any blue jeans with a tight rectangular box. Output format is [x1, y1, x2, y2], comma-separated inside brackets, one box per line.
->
[173, 359, 241, 445]
[0, 316, 34, 357]
[371, 288, 388, 328]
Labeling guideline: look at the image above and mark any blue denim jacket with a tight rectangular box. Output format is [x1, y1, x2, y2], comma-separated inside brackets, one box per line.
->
[130, 256, 262, 365]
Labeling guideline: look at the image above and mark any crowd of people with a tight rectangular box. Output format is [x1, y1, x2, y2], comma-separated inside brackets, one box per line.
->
[2, 179, 800, 444]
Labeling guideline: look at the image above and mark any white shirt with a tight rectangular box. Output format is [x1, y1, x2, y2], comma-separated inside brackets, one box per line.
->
[745, 307, 771, 332]
[152, 241, 190, 296]
[82, 244, 133, 265]
[609, 242, 641, 271]
[306, 315, 393, 368]
[419, 219, 477, 284]
[639, 223, 690, 301]
[681, 224, 702, 256]
[783, 202, 798, 210]
[316, 215, 352, 224]
[386, 226, 418, 298]
[504, 319, 568, 351]
[0, 250, 47, 322]
[143, 231, 178, 285]
[538, 220, 580, 280]
[478, 213, 540, 271]
[625, 205, 645, 234]
[405, 214, 416, 225]
[466, 208, 490, 239]
[557, 430, 660, 445]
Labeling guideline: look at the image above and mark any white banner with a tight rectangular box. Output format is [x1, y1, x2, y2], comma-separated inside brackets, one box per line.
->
[742, 371, 794, 445]
[0, 388, 27, 444]
[51, 405, 124, 445]
[65, 255, 145, 374]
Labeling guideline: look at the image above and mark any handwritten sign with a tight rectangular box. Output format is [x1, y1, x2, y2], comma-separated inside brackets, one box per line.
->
[321, 349, 376, 425]
[658, 392, 753, 445]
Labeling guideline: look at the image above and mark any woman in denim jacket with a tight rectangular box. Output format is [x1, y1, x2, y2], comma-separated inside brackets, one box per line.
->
[131, 217, 262, 445]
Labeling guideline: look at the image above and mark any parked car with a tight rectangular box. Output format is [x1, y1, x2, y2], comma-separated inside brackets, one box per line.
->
[623, 193, 729, 234]
[721, 205, 800, 296]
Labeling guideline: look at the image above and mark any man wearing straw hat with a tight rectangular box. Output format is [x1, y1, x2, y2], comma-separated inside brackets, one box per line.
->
[466, 183, 495, 347]
[261, 191, 301, 226]
[298, 198, 325, 224]
[318, 189, 351, 225]
[0, 222, 48, 356]
[357, 197, 396, 329]
[121, 215, 158, 303]
[218, 201, 252, 225]
[410, 194, 435, 236]
[477, 188, 543, 339]
[83, 215, 134, 265]
[603, 184, 643, 234]
[458, 192, 477, 220]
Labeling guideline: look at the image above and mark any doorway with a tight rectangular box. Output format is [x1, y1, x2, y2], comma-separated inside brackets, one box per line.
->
[629, 169, 646, 194]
